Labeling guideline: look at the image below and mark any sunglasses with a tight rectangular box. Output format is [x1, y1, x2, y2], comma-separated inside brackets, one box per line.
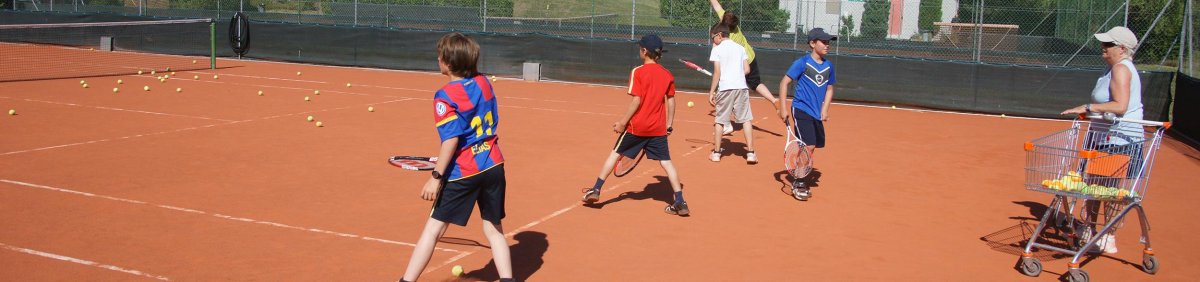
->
[1101, 42, 1118, 48]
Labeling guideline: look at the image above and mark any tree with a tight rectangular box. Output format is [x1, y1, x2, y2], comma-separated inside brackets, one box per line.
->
[839, 14, 856, 37]
[660, 0, 788, 32]
[861, 0, 890, 38]
[918, 0, 941, 32]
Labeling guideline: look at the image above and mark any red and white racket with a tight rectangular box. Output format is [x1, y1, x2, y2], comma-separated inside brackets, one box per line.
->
[679, 59, 713, 76]
[388, 156, 438, 171]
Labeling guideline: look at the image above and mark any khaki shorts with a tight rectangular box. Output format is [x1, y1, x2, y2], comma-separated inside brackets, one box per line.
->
[714, 88, 752, 126]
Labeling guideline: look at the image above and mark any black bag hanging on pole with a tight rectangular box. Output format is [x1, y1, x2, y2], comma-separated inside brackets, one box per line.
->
[229, 12, 251, 58]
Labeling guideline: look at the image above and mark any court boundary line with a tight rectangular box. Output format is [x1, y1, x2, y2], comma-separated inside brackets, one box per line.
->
[0, 99, 414, 156]
[0, 242, 171, 281]
[0, 96, 238, 122]
[0, 179, 464, 254]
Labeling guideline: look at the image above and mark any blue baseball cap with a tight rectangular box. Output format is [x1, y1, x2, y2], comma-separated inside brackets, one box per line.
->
[807, 28, 837, 42]
[638, 34, 666, 53]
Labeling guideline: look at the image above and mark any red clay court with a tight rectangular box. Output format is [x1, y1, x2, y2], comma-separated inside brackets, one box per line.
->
[2, 55, 1199, 281]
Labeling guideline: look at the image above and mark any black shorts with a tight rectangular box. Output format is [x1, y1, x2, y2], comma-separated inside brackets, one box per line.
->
[431, 164, 505, 226]
[792, 108, 826, 148]
[745, 59, 763, 90]
[614, 132, 671, 161]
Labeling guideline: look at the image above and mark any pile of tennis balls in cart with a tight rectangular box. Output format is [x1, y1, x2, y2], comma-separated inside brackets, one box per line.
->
[1040, 172, 1138, 199]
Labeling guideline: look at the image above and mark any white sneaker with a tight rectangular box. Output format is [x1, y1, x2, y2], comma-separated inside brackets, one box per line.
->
[722, 124, 733, 135]
[709, 150, 721, 162]
[746, 151, 758, 164]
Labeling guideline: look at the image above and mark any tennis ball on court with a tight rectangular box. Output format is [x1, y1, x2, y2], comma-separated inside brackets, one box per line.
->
[150, 70, 156, 75]
[80, 80, 86, 85]
[257, 90, 263, 96]
[138, 70, 144, 75]
[891, 105, 897, 109]
[490, 75, 496, 82]
[143, 86, 150, 91]
[165, 67, 171, 72]
[117, 79, 123, 84]
[1001, 114, 1007, 118]
[306, 115, 314, 122]
[315, 121, 323, 127]
[164, 74, 171, 79]
[346, 83, 352, 88]
[8, 109, 15, 115]
[313, 90, 320, 95]
[687, 101, 694, 107]
[82, 83, 89, 88]
[297, 71, 302, 76]
[113, 87, 119, 93]
[304, 96, 311, 101]
[368, 106, 374, 112]
[193, 75, 199, 80]
[451, 265, 463, 276]
[213, 75, 219, 79]
[192, 60, 197, 64]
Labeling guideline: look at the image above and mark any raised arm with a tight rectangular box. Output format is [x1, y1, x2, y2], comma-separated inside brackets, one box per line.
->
[709, 0, 724, 13]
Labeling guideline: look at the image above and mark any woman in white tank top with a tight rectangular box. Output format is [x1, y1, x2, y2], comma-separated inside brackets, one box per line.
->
[1059, 26, 1144, 254]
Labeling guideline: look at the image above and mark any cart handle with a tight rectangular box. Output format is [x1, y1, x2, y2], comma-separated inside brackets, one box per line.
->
[1079, 113, 1171, 129]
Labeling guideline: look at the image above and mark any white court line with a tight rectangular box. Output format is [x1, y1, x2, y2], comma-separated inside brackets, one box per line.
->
[0, 242, 171, 281]
[0, 99, 414, 156]
[0, 179, 463, 254]
[187, 71, 329, 84]
[0, 96, 237, 122]
[423, 144, 712, 274]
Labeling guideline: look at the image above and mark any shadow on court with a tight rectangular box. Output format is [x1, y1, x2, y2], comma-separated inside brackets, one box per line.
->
[464, 231, 548, 281]
[987, 202, 1143, 273]
[773, 168, 823, 198]
[583, 176, 675, 209]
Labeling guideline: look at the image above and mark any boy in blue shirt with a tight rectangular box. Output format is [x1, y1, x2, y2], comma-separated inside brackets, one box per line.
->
[777, 28, 836, 199]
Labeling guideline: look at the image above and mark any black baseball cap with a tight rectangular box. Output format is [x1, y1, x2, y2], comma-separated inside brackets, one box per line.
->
[807, 28, 837, 42]
[638, 34, 667, 53]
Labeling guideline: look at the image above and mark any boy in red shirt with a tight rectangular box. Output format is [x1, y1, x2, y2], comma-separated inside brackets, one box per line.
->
[581, 34, 689, 216]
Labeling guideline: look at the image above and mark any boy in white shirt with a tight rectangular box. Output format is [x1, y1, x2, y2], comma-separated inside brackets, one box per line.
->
[707, 23, 755, 163]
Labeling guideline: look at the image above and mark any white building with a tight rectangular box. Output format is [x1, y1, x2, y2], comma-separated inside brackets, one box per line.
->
[779, 0, 958, 39]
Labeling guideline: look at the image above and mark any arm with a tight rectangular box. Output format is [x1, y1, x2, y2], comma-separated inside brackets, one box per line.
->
[743, 59, 751, 75]
[709, 0, 724, 13]
[421, 137, 460, 201]
[821, 85, 835, 121]
[1060, 65, 1133, 115]
[666, 96, 676, 134]
[778, 75, 793, 122]
[709, 62, 722, 106]
[613, 96, 642, 133]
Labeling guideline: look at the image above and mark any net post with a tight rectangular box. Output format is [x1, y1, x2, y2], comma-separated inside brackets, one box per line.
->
[210, 20, 216, 69]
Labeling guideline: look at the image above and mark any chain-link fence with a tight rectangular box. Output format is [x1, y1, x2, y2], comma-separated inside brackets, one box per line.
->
[9, 0, 1196, 72]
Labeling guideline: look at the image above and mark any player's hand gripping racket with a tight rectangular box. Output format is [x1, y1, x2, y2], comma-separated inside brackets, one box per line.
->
[611, 132, 645, 177]
[388, 156, 438, 171]
[783, 120, 813, 182]
[679, 59, 713, 76]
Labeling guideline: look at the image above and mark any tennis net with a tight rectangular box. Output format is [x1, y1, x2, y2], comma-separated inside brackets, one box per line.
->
[0, 18, 215, 82]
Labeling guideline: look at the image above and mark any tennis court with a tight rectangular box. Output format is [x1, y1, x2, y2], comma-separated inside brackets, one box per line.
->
[3, 7, 1200, 281]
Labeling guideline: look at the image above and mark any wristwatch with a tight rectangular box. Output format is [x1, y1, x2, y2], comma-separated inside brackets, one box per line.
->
[431, 170, 443, 180]
[1084, 103, 1092, 113]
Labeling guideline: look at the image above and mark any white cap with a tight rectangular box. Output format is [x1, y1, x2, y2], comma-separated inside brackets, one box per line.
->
[1094, 26, 1139, 50]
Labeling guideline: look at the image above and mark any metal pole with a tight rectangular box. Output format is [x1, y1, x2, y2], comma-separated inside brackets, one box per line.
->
[590, 0, 595, 38]
[138, 0, 143, 15]
[239, 0, 243, 12]
[211, 21, 216, 69]
[482, 0, 487, 32]
[1181, 2, 1188, 72]
[975, 0, 983, 63]
[836, 0, 842, 54]
[1125, 0, 1130, 26]
[353, 0, 358, 26]
[1138, 0, 1176, 55]
[630, 0, 636, 40]
[793, 0, 799, 50]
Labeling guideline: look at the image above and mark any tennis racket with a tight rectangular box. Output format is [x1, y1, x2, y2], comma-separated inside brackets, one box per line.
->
[783, 120, 812, 180]
[388, 156, 438, 171]
[679, 59, 713, 76]
[611, 131, 645, 177]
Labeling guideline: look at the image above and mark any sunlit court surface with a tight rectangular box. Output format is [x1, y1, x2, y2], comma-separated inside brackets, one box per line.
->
[1, 54, 1198, 281]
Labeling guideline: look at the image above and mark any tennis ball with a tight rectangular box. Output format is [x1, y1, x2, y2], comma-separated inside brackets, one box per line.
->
[80, 80, 86, 85]
[193, 75, 199, 80]
[144, 86, 150, 91]
[165, 67, 171, 72]
[313, 90, 320, 95]
[117, 79, 123, 84]
[192, 60, 197, 64]
[150, 70, 156, 75]
[490, 75, 497, 82]
[368, 106, 374, 112]
[213, 75, 219, 79]
[176, 87, 182, 93]
[257, 90, 263, 96]
[891, 105, 897, 109]
[113, 87, 119, 93]
[346, 83, 352, 88]
[164, 74, 171, 79]
[297, 71, 302, 76]
[1001, 114, 1007, 118]
[315, 121, 323, 127]
[8, 109, 15, 115]
[451, 265, 463, 276]
[306, 115, 314, 122]
[304, 96, 311, 101]
[82, 83, 89, 88]
[138, 70, 144, 75]
[171, 72, 176, 76]
[687, 101, 694, 107]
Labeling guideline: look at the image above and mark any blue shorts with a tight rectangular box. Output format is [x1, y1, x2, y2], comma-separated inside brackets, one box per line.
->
[792, 108, 826, 148]
[431, 164, 506, 226]
[614, 132, 671, 161]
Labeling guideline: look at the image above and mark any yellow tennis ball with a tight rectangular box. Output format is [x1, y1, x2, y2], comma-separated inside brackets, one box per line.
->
[304, 96, 311, 101]
[164, 74, 170, 79]
[80, 80, 86, 85]
[7, 109, 15, 115]
[1001, 114, 1007, 118]
[192, 60, 197, 64]
[193, 75, 199, 80]
[150, 70, 156, 75]
[346, 83, 352, 87]
[257, 90, 263, 96]
[113, 87, 119, 93]
[117, 79, 123, 84]
[367, 106, 374, 112]
[175, 88, 182, 93]
[143, 86, 150, 91]
[891, 105, 897, 109]
[213, 75, 219, 79]
[165, 67, 171, 72]
[315, 121, 323, 127]
[306, 116, 314, 122]
[490, 75, 497, 82]
[138, 70, 144, 75]
[82, 83, 89, 88]
[687, 101, 694, 107]
[313, 90, 320, 95]
[451, 265, 463, 276]
[297, 71, 302, 76]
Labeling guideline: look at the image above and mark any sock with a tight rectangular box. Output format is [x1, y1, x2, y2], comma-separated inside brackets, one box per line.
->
[592, 178, 605, 191]
[674, 191, 684, 203]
